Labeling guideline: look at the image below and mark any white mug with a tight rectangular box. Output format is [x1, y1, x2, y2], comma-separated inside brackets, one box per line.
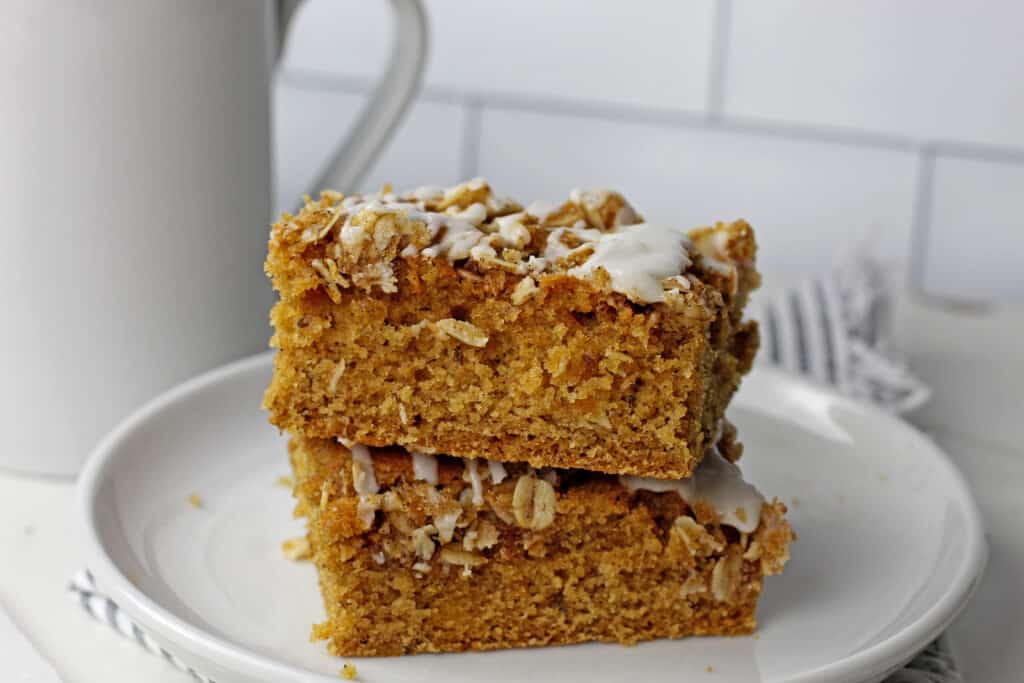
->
[0, 0, 427, 477]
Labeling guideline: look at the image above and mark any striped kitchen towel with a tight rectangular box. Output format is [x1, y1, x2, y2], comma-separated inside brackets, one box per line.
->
[68, 254, 948, 682]
[69, 569, 213, 683]
[749, 251, 930, 414]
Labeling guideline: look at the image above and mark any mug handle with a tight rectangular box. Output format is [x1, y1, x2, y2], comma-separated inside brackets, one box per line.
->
[276, 0, 428, 195]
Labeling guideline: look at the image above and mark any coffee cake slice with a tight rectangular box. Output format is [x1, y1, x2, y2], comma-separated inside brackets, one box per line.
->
[265, 180, 759, 479]
[289, 433, 792, 656]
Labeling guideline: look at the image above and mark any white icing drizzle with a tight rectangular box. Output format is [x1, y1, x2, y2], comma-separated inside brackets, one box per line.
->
[468, 242, 498, 262]
[464, 459, 484, 506]
[350, 444, 379, 529]
[411, 452, 439, 485]
[525, 200, 557, 222]
[487, 459, 507, 484]
[543, 226, 604, 261]
[493, 213, 532, 249]
[446, 201, 488, 224]
[568, 223, 693, 303]
[420, 216, 486, 260]
[618, 445, 764, 533]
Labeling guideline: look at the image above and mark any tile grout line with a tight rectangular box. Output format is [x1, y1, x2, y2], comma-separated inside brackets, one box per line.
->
[277, 68, 1024, 166]
[458, 100, 483, 181]
[705, 0, 732, 121]
[908, 147, 936, 294]
[278, 68, 895, 148]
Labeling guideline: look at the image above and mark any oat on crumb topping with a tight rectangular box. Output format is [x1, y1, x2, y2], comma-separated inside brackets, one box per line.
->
[512, 474, 556, 530]
[710, 552, 742, 603]
[411, 525, 437, 561]
[435, 318, 489, 347]
[510, 275, 539, 305]
[439, 548, 487, 576]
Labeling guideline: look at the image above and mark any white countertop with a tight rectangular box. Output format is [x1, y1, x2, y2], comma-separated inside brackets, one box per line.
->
[1, 293, 1022, 682]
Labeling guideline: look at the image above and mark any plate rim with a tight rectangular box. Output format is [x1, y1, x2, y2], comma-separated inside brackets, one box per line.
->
[77, 352, 987, 683]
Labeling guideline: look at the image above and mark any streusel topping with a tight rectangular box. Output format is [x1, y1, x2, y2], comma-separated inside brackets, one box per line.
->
[275, 179, 747, 303]
[340, 437, 764, 535]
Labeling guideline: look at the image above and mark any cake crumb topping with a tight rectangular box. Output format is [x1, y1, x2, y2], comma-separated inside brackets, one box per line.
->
[342, 440, 764, 536]
[275, 179, 748, 304]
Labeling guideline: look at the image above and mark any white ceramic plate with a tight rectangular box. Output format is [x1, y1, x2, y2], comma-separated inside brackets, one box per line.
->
[79, 353, 986, 683]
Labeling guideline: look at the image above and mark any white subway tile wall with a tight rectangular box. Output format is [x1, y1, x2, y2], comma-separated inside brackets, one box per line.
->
[726, 0, 1024, 148]
[924, 157, 1024, 303]
[275, 0, 1024, 304]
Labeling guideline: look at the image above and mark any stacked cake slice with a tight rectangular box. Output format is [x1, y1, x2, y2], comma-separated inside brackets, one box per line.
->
[264, 179, 793, 656]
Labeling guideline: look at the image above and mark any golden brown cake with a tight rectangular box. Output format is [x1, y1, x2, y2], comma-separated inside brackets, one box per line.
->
[289, 434, 792, 656]
[264, 180, 760, 479]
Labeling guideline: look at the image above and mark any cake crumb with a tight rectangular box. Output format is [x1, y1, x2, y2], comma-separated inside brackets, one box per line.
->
[187, 493, 203, 509]
[282, 536, 312, 561]
[706, 665, 714, 673]
[276, 475, 294, 488]
[340, 662, 358, 679]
